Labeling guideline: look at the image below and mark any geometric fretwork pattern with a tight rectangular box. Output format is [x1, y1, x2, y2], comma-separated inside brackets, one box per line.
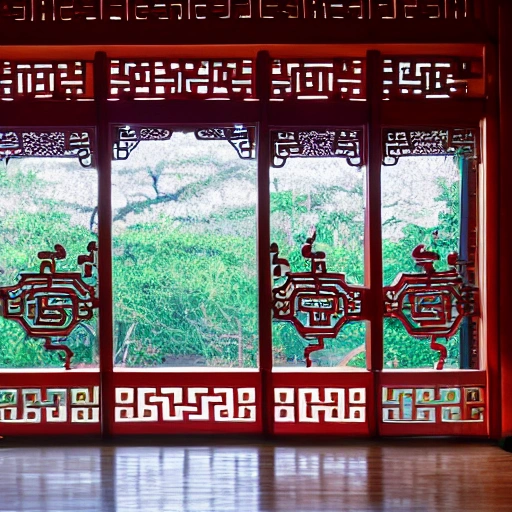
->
[104, 0, 251, 19]
[0, 387, 100, 423]
[4, 0, 477, 20]
[382, 128, 477, 166]
[115, 387, 257, 422]
[0, 1, 32, 20]
[382, 57, 483, 99]
[271, 60, 365, 101]
[371, 0, 473, 19]
[109, 59, 254, 100]
[112, 126, 173, 160]
[274, 387, 366, 423]
[271, 130, 362, 167]
[382, 386, 485, 423]
[0, 61, 90, 100]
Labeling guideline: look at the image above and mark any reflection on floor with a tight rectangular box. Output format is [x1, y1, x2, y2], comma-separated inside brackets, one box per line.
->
[0, 439, 511, 511]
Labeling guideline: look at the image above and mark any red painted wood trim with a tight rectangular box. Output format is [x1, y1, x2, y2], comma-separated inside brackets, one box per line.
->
[0, 21, 491, 47]
[499, 1, 512, 438]
[0, 102, 96, 128]
[381, 370, 486, 387]
[267, 102, 368, 128]
[105, 101, 260, 125]
[0, 370, 100, 387]
[381, 99, 485, 127]
[256, 50, 273, 436]
[482, 43, 501, 439]
[94, 51, 115, 438]
[365, 50, 383, 435]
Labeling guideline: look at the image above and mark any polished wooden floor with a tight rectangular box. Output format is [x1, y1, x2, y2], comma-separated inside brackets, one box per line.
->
[0, 438, 511, 511]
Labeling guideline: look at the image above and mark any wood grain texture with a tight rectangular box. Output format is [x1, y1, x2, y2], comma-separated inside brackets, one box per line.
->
[0, 439, 511, 511]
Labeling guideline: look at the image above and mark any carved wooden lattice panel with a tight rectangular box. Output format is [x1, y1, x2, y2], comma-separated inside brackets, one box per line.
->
[0, 0, 32, 20]
[275, 387, 366, 423]
[0, 130, 94, 167]
[303, 0, 365, 19]
[190, 0, 252, 19]
[111, 1, 187, 20]
[382, 57, 484, 99]
[383, 245, 478, 371]
[272, 129, 363, 167]
[0, 0, 482, 20]
[371, 0, 478, 19]
[0, 387, 100, 424]
[0, 241, 99, 370]
[382, 386, 484, 423]
[112, 126, 173, 160]
[115, 387, 257, 423]
[271, 59, 365, 101]
[0, 61, 91, 101]
[109, 59, 254, 100]
[104, 0, 251, 19]
[34, 0, 100, 21]
[260, 0, 366, 19]
[382, 128, 476, 165]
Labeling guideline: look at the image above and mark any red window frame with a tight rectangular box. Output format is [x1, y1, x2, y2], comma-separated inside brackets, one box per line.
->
[0, 42, 500, 438]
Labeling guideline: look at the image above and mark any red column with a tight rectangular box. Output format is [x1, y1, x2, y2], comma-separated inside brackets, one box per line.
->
[94, 51, 115, 438]
[256, 51, 273, 435]
[365, 50, 383, 436]
[499, 1, 512, 438]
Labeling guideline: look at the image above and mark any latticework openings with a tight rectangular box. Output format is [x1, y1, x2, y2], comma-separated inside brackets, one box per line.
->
[0, 61, 92, 101]
[383, 57, 484, 99]
[0, 0, 482, 21]
[271, 59, 365, 101]
[382, 128, 477, 165]
[0, 56, 485, 102]
[109, 59, 255, 100]
[272, 130, 363, 167]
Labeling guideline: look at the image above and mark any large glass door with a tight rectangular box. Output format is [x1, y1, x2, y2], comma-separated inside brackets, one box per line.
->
[108, 124, 262, 434]
[0, 48, 493, 438]
[268, 127, 373, 435]
[0, 127, 101, 435]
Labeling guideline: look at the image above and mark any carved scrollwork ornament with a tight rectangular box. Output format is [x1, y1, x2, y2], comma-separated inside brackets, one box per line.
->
[0, 130, 94, 168]
[194, 126, 256, 159]
[271, 129, 362, 168]
[0, 242, 99, 370]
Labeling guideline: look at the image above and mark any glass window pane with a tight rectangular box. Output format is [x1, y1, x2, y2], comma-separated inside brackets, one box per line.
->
[0, 151, 98, 369]
[112, 129, 258, 368]
[270, 130, 366, 369]
[382, 154, 475, 370]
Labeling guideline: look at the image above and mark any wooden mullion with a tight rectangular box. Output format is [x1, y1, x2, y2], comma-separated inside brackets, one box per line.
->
[483, 42, 500, 439]
[366, 49, 383, 437]
[256, 50, 273, 437]
[94, 51, 115, 438]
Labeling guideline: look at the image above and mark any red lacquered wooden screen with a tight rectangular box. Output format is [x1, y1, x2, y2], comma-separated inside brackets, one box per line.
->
[0, 38, 497, 438]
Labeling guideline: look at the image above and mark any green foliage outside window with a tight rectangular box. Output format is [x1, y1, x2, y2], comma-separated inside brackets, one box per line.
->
[0, 141, 465, 369]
